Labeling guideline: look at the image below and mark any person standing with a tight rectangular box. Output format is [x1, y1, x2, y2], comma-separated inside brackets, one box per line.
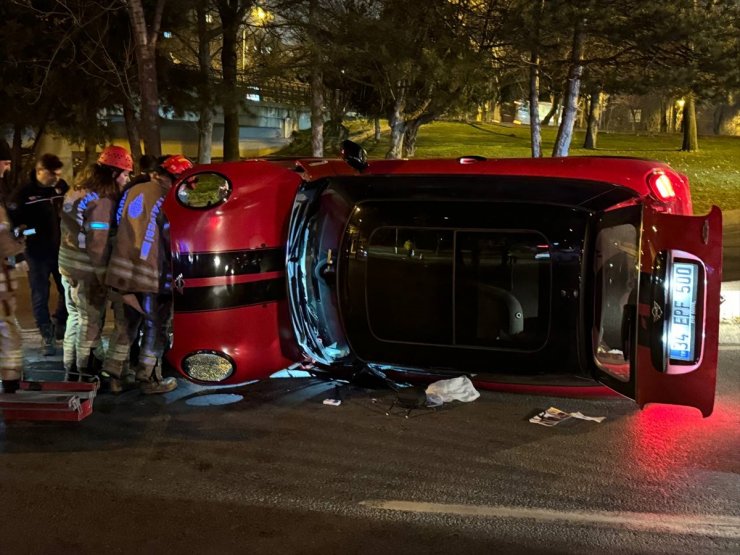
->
[0, 203, 27, 394]
[59, 146, 132, 381]
[7, 153, 68, 356]
[104, 154, 192, 394]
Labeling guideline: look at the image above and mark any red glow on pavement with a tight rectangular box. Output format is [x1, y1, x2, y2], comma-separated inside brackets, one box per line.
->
[631, 402, 738, 480]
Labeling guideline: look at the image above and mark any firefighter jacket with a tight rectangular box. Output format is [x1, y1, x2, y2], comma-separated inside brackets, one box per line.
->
[0, 205, 25, 301]
[106, 180, 171, 295]
[58, 189, 117, 284]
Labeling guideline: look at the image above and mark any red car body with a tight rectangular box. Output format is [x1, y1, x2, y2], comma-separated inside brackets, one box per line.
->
[164, 154, 721, 416]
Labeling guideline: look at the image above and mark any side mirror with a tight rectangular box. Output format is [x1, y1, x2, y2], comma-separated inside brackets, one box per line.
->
[340, 140, 368, 172]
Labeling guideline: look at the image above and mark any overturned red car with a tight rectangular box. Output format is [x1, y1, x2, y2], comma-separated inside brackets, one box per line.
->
[163, 143, 722, 416]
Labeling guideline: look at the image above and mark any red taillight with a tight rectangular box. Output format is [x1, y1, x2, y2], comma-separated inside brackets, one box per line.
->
[647, 171, 676, 201]
[458, 156, 486, 164]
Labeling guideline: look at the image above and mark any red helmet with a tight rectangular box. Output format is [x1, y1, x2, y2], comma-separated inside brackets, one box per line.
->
[98, 146, 133, 172]
[159, 154, 193, 178]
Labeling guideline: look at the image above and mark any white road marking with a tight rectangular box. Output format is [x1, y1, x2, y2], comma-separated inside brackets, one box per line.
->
[360, 500, 740, 539]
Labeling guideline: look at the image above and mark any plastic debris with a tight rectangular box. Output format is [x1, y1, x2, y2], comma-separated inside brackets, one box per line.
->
[425, 376, 480, 404]
[529, 406, 606, 426]
[323, 398, 341, 406]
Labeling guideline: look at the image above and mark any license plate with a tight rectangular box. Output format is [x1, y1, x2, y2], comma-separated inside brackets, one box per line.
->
[668, 262, 698, 362]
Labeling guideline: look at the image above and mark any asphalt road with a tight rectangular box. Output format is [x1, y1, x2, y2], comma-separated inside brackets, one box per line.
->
[0, 351, 738, 554]
[1, 219, 738, 554]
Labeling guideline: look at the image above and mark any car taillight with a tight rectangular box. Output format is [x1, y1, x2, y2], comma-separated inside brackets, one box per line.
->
[458, 156, 486, 164]
[647, 171, 676, 202]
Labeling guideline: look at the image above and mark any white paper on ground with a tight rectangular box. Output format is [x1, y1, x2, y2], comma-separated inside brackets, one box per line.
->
[529, 406, 606, 426]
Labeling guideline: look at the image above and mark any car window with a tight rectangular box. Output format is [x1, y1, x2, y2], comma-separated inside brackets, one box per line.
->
[176, 172, 231, 208]
[593, 222, 639, 381]
[365, 227, 550, 350]
[455, 231, 550, 350]
[366, 228, 454, 344]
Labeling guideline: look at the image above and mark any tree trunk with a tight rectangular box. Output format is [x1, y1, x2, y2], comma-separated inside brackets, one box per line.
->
[402, 114, 433, 158]
[126, 0, 165, 157]
[713, 98, 738, 135]
[542, 92, 560, 126]
[198, 112, 214, 163]
[122, 102, 142, 166]
[220, 11, 240, 161]
[681, 93, 699, 152]
[403, 121, 420, 158]
[552, 22, 585, 157]
[374, 117, 381, 141]
[583, 88, 601, 149]
[10, 126, 23, 190]
[309, 0, 323, 157]
[310, 69, 324, 157]
[386, 95, 406, 159]
[197, 3, 214, 163]
[529, 46, 542, 158]
[660, 97, 668, 133]
[528, 0, 544, 156]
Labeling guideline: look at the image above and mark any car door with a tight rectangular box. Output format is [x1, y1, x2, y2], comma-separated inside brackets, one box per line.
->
[592, 205, 722, 417]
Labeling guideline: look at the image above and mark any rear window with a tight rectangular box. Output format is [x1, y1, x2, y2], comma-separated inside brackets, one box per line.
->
[365, 227, 550, 350]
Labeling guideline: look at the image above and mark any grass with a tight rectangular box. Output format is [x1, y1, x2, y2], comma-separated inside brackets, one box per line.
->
[281, 120, 740, 215]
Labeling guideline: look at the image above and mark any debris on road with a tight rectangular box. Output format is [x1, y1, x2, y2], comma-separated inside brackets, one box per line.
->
[529, 406, 606, 427]
[425, 376, 480, 404]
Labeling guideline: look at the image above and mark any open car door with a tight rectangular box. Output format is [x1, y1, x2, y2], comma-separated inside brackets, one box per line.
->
[592, 205, 722, 417]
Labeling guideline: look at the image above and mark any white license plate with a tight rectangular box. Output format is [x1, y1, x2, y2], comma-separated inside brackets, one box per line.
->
[668, 262, 698, 362]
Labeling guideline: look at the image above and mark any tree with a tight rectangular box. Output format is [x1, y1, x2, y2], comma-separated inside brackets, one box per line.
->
[551, 6, 586, 157]
[125, 0, 167, 157]
[214, 1, 254, 161]
[0, 1, 131, 181]
[583, 85, 602, 149]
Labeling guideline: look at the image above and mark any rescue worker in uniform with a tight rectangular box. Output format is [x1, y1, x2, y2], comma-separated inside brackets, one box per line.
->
[0, 204, 26, 394]
[58, 146, 132, 381]
[104, 154, 193, 394]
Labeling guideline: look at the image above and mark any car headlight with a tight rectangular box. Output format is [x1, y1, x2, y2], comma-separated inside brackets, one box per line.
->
[182, 351, 235, 382]
[176, 172, 231, 209]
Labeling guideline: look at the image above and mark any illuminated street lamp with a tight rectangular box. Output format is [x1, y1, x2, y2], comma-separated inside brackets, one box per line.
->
[243, 6, 271, 71]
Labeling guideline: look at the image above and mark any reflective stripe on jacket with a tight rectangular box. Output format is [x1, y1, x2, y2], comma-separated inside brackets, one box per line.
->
[58, 189, 116, 283]
[106, 180, 171, 294]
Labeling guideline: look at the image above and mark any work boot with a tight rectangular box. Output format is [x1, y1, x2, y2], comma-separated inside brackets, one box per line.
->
[40, 324, 56, 356]
[109, 373, 136, 395]
[64, 363, 79, 382]
[139, 377, 178, 395]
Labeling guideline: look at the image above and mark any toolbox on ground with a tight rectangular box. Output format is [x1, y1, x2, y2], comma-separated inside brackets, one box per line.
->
[0, 380, 98, 422]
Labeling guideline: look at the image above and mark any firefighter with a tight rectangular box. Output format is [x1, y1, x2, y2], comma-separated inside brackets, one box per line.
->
[0, 204, 27, 394]
[58, 146, 132, 381]
[104, 154, 193, 394]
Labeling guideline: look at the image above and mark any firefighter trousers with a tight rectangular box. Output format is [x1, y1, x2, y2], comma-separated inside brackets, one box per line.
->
[61, 276, 108, 375]
[104, 292, 171, 382]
